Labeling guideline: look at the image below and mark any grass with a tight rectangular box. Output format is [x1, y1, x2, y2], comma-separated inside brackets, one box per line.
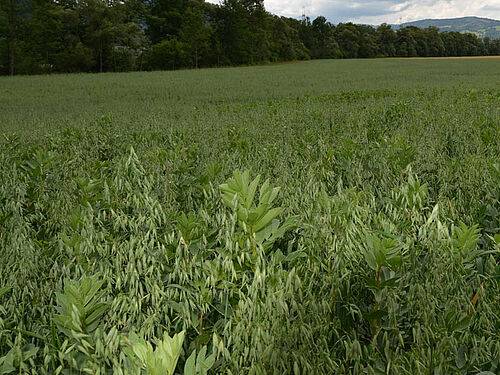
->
[0, 58, 499, 374]
[1, 58, 499, 134]
[390, 56, 500, 59]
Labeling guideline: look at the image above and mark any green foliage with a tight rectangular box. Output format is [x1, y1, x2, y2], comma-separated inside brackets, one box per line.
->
[2, 0, 499, 76]
[0, 60, 499, 374]
[53, 275, 110, 373]
[0, 344, 38, 374]
[362, 234, 402, 338]
[362, 234, 401, 271]
[123, 331, 185, 375]
[54, 276, 109, 337]
[452, 222, 481, 254]
[220, 169, 297, 251]
[183, 346, 215, 375]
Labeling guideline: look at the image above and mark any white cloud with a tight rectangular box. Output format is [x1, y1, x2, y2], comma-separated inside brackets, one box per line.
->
[205, 0, 500, 24]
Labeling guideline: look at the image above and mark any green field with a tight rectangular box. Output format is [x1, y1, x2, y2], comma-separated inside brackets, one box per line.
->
[0, 58, 499, 374]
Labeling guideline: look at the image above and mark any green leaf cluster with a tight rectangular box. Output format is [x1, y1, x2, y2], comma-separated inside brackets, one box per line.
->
[220, 170, 296, 250]
[124, 331, 185, 375]
[54, 275, 109, 337]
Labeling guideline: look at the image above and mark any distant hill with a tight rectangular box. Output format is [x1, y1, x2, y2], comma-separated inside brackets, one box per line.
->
[392, 17, 500, 39]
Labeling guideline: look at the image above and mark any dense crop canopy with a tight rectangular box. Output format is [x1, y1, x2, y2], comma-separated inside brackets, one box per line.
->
[0, 59, 499, 374]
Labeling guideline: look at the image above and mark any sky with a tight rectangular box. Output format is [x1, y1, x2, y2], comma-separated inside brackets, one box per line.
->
[206, 0, 500, 25]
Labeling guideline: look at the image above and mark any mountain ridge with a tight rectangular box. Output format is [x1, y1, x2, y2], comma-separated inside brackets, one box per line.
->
[391, 16, 500, 39]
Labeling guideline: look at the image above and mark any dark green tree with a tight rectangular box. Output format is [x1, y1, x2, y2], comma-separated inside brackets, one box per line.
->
[0, 0, 497, 75]
[145, 37, 188, 70]
[336, 23, 360, 58]
[179, 3, 210, 68]
[396, 27, 417, 57]
[0, 0, 30, 75]
[425, 26, 445, 56]
[216, 0, 251, 64]
[310, 16, 340, 59]
[357, 24, 378, 58]
[268, 16, 308, 61]
[376, 23, 396, 57]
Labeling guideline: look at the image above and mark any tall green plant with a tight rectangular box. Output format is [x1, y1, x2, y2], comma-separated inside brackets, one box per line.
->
[123, 331, 185, 375]
[362, 234, 402, 338]
[219, 170, 296, 252]
[53, 275, 110, 372]
[183, 346, 215, 375]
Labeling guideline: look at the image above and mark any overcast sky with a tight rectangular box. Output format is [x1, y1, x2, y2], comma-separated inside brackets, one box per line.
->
[206, 0, 500, 24]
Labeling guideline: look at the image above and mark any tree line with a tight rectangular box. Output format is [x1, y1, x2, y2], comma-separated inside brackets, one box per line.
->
[1, 0, 500, 75]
